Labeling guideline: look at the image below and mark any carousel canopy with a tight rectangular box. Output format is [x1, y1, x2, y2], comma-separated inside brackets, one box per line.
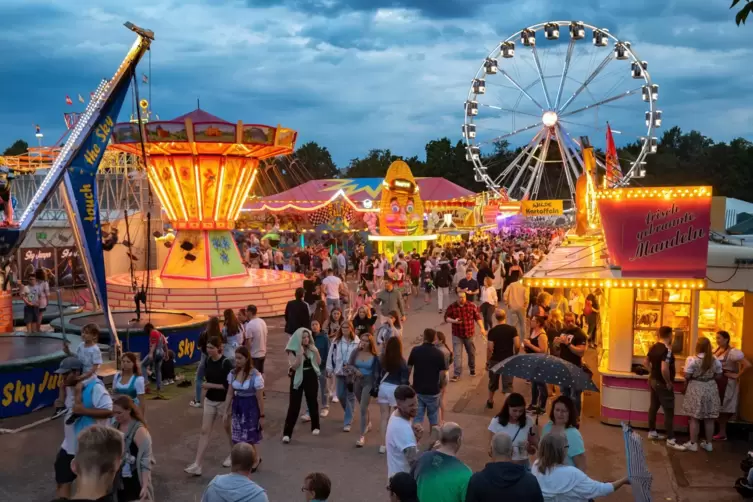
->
[244, 177, 475, 212]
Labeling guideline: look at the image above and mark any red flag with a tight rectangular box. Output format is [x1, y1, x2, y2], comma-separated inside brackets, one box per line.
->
[65, 95, 73, 105]
[90, 92, 95, 98]
[606, 123, 622, 187]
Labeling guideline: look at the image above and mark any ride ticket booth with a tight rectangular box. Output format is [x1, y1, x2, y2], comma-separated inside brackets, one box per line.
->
[523, 186, 753, 429]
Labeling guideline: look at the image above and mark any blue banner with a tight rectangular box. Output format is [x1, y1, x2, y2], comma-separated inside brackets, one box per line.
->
[63, 75, 133, 316]
[1, 359, 66, 418]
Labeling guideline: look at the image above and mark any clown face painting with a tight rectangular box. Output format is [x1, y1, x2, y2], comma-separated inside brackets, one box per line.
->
[379, 160, 424, 237]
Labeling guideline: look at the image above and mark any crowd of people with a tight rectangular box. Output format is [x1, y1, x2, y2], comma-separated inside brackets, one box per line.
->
[44, 226, 753, 501]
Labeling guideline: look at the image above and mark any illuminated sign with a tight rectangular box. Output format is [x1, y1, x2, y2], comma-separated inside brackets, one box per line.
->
[596, 186, 712, 278]
[521, 200, 564, 217]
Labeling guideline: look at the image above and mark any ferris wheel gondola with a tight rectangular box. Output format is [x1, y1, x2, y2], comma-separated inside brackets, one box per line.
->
[463, 21, 661, 203]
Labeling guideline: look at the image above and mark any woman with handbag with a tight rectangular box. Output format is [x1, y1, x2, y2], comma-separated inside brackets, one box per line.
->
[681, 337, 723, 452]
[326, 322, 359, 433]
[349, 333, 380, 447]
[714, 330, 751, 440]
[112, 395, 154, 501]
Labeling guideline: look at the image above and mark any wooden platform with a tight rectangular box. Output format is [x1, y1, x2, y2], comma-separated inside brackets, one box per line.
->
[101, 269, 304, 318]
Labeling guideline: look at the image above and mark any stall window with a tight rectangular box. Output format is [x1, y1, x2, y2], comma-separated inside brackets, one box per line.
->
[633, 288, 692, 357]
[697, 291, 744, 349]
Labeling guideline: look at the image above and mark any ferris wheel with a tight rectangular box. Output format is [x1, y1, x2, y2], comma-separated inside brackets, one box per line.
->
[463, 21, 660, 202]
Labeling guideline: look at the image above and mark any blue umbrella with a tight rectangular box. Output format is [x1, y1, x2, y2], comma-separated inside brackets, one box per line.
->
[491, 354, 599, 392]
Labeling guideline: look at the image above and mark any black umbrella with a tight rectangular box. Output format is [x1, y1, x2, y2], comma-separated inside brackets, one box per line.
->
[491, 354, 599, 392]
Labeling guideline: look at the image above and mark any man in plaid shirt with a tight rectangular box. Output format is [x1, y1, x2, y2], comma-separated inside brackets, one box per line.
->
[444, 291, 487, 381]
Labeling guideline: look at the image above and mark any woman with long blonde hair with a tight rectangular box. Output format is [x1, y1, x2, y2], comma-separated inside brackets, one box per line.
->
[681, 337, 723, 452]
[349, 333, 379, 447]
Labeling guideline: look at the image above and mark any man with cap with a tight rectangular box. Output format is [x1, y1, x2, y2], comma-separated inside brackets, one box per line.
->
[53, 356, 113, 501]
[388, 472, 419, 502]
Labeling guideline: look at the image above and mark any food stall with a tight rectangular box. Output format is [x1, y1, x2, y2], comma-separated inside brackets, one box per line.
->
[523, 186, 753, 429]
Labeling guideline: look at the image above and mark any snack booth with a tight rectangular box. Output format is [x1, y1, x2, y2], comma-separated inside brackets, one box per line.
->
[523, 186, 753, 429]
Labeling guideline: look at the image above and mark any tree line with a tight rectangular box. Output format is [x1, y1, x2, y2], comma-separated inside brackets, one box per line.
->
[4, 126, 753, 201]
[269, 126, 753, 202]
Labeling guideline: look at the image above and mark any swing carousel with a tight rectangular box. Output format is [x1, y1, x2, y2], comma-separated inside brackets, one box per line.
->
[100, 108, 303, 318]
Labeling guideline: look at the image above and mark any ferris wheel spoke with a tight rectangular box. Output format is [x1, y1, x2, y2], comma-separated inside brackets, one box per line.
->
[506, 133, 544, 197]
[553, 126, 576, 203]
[480, 103, 542, 119]
[559, 118, 608, 132]
[556, 124, 585, 180]
[492, 129, 545, 185]
[557, 53, 614, 115]
[499, 70, 546, 111]
[559, 87, 642, 119]
[554, 38, 576, 110]
[531, 47, 553, 109]
[526, 131, 551, 200]
[476, 121, 544, 147]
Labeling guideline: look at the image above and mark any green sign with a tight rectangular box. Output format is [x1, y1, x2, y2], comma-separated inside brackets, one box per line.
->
[36, 232, 47, 240]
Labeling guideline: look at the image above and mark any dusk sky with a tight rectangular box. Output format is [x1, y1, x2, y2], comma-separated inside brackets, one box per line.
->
[0, 0, 750, 166]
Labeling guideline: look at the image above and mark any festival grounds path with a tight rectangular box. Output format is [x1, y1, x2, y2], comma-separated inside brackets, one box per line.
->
[0, 289, 746, 501]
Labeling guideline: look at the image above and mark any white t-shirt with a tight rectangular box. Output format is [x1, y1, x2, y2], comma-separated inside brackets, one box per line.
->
[321, 275, 342, 300]
[245, 318, 268, 358]
[37, 281, 50, 309]
[61, 377, 113, 454]
[386, 411, 417, 478]
[488, 416, 534, 461]
[75, 343, 103, 374]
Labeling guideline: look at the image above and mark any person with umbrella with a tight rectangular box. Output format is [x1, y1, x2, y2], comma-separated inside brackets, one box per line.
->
[523, 316, 549, 414]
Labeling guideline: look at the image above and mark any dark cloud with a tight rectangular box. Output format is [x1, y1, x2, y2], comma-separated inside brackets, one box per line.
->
[245, 0, 474, 19]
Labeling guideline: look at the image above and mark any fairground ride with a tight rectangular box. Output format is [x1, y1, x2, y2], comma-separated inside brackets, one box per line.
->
[0, 22, 155, 341]
[463, 20, 661, 204]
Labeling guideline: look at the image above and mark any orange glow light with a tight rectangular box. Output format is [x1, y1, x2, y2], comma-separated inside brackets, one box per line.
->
[167, 161, 189, 221]
[214, 163, 226, 222]
[232, 169, 258, 222]
[194, 164, 203, 221]
[147, 168, 177, 221]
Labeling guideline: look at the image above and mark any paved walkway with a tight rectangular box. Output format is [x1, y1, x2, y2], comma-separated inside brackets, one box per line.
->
[0, 290, 746, 501]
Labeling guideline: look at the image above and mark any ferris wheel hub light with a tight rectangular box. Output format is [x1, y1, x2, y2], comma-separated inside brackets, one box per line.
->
[542, 111, 558, 127]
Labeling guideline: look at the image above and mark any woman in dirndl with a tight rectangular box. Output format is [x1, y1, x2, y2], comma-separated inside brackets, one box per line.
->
[222, 346, 264, 471]
[681, 337, 723, 452]
[714, 330, 752, 440]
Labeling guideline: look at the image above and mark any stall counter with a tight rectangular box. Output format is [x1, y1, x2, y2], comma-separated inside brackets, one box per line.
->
[600, 364, 689, 431]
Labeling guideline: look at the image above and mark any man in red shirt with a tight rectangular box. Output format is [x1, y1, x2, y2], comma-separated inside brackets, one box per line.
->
[408, 254, 421, 298]
[444, 292, 486, 381]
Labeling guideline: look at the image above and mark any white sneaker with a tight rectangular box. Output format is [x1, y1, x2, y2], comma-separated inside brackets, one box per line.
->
[301, 413, 312, 423]
[682, 441, 698, 452]
[312, 429, 320, 436]
[184, 463, 202, 476]
[356, 436, 365, 447]
[700, 440, 713, 452]
[379, 445, 386, 454]
[343, 425, 352, 432]
[332, 396, 339, 403]
[189, 400, 201, 408]
[648, 430, 666, 440]
[320, 408, 330, 417]
[282, 436, 291, 444]
[222, 455, 231, 467]
[666, 439, 686, 451]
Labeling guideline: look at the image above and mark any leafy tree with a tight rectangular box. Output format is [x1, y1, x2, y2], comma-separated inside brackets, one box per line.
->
[344, 149, 399, 178]
[2, 139, 28, 156]
[731, 0, 752, 25]
[294, 141, 339, 179]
